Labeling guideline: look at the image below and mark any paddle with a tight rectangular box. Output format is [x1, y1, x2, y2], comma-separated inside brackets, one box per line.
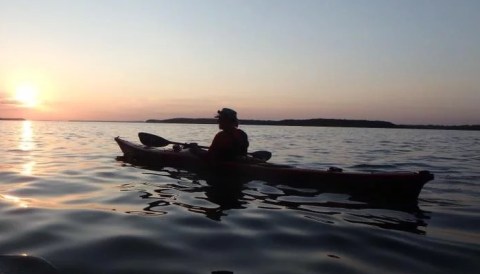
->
[138, 132, 272, 161]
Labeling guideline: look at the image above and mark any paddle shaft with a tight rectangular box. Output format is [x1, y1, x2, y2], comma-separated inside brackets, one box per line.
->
[138, 132, 271, 161]
[169, 140, 208, 149]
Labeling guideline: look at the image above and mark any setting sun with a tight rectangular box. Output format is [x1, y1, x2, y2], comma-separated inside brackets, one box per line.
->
[14, 84, 39, 108]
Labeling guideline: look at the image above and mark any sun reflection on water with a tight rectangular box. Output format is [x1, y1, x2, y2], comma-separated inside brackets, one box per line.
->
[19, 120, 34, 151]
[1, 194, 29, 208]
[18, 120, 37, 176]
[21, 161, 36, 176]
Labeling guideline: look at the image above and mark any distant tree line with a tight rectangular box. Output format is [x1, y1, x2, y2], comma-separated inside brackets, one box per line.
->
[146, 118, 479, 131]
[0, 118, 25, 121]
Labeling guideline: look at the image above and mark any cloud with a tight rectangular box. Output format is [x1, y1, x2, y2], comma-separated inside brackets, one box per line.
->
[1, 100, 20, 105]
[0, 92, 21, 106]
[1, 99, 20, 105]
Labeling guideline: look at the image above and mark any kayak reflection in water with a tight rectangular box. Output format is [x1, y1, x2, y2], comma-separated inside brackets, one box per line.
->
[190, 108, 249, 161]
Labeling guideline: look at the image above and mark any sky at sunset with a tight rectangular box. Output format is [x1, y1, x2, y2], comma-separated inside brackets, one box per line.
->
[1, 0, 479, 124]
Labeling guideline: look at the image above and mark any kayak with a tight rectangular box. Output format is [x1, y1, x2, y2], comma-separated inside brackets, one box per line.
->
[115, 137, 434, 202]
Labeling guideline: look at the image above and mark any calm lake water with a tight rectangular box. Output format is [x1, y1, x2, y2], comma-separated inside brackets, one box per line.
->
[1, 120, 479, 274]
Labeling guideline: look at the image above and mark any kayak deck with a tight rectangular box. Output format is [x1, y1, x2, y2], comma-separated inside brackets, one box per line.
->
[115, 137, 434, 203]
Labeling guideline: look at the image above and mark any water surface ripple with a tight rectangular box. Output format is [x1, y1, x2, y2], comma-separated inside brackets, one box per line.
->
[1, 121, 478, 274]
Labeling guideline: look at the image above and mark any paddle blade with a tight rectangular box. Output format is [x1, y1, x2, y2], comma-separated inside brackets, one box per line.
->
[138, 132, 171, 147]
[249, 150, 272, 161]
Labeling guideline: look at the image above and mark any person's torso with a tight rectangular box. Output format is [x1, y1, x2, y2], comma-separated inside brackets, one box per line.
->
[211, 129, 248, 160]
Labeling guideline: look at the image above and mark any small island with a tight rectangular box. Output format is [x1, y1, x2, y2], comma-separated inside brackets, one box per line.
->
[0, 118, 26, 121]
[146, 118, 480, 131]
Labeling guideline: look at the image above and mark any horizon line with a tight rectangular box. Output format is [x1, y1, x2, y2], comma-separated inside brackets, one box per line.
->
[2, 117, 479, 128]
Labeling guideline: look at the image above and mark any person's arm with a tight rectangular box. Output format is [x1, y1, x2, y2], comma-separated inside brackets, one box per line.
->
[237, 129, 249, 155]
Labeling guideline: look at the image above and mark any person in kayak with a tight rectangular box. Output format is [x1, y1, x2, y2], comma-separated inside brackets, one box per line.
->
[210, 108, 249, 160]
[191, 108, 249, 161]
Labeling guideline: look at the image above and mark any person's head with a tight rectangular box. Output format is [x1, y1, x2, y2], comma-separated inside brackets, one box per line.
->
[215, 108, 239, 129]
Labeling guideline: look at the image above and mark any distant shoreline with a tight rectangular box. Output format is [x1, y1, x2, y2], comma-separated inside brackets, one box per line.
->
[2, 117, 478, 130]
[0, 118, 25, 121]
[146, 118, 480, 131]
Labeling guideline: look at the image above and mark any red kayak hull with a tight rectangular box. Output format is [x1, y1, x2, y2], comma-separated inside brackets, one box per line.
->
[115, 137, 433, 202]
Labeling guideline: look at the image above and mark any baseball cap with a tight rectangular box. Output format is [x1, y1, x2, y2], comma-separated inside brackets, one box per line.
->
[215, 108, 238, 121]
